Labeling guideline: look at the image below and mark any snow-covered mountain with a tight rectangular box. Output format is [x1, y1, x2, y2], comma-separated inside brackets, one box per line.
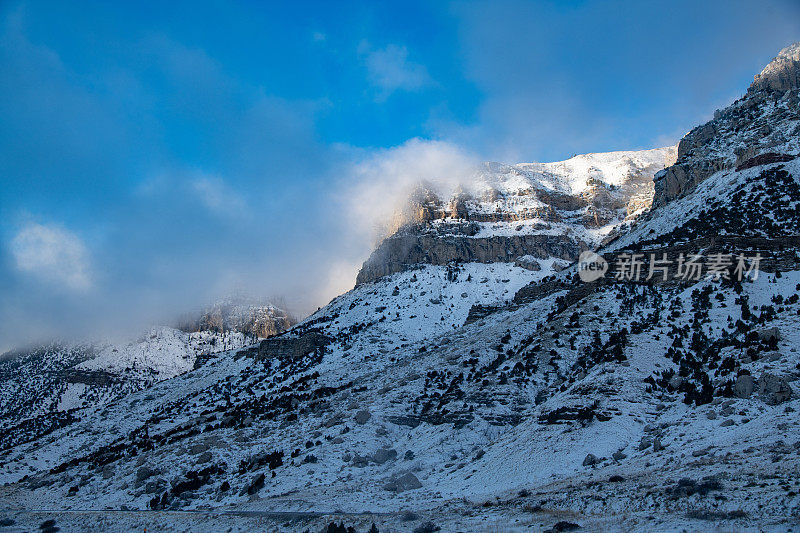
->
[1, 43, 799, 533]
[357, 146, 676, 284]
[0, 298, 294, 454]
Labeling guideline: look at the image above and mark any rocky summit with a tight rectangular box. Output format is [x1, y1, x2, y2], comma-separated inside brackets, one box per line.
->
[653, 42, 800, 207]
[1, 44, 800, 533]
[357, 147, 676, 284]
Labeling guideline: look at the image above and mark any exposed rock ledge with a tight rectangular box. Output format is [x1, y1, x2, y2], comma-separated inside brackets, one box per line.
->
[356, 233, 586, 285]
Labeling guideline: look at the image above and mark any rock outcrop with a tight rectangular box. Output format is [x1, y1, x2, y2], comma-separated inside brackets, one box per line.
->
[179, 295, 295, 339]
[357, 231, 585, 285]
[245, 331, 332, 361]
[653, 42, 800, 207]
[750, 42, 800, 94]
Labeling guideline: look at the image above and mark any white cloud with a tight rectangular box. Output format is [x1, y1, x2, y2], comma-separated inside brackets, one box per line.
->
[361, 43, 432, 98]
[189, 174, 248, 217]
[10, 222, 92, 291]
[341, 138, 478, 245]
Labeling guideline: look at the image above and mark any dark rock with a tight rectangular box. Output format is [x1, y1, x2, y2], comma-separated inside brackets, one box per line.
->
[549, 521, 581, 532]
[372, 448, 397, 464]
[350, 454, 369, 468]
[354, 410, 371, 425]
[384, 472, 422, 492]
[195, 451, 212, 464]
[136, 466, 157, 483]
[668, 477, 722, 498]
[757, 327, 782, 343]
[757, 373, 793, 404]
[734, 375, 754, 399]
[246, 473, 265, 495]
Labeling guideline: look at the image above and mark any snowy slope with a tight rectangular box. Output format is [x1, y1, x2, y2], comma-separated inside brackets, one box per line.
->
[507, 147, 676, 195]
[77, 327, 195, 381]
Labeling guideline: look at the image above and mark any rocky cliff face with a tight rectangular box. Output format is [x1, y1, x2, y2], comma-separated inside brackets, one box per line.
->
[357, 147, 676, 284]
[653, 42, 800, 207]
[178, 296, 295, 339]
[356, 227, 584, 285]
[750, 42, 800, 93]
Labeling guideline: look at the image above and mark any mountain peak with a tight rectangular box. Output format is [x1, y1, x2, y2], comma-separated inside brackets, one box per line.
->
[749, 41, 800, 93]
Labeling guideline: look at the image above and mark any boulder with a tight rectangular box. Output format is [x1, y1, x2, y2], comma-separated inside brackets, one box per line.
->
[384, 472, 422, 492]
[195, 451, 213, 464]
[757, 373, 793, 404]
[144, 479, 165, 494]
[757, 327, 781, 343]
[102, 464, 116, 480]
[188, 443, 209, 455]
[354, 410, 372, 425]
[323, 414, 344, 428]
[350, 453, 369, 468]
[136, 466, 157, 483]
[395, 472, 422, 491]
[582, 454, 598, 466]
[372, 448, 398, 465]
[734, 375, 754, 399]
[514, 255, 542, 271]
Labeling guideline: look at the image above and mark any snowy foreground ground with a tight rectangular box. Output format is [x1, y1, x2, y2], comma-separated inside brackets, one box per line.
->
[1, 269, 799, 532]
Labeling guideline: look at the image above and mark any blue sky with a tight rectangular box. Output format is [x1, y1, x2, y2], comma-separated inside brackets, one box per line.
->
[1, 0, 798, 348]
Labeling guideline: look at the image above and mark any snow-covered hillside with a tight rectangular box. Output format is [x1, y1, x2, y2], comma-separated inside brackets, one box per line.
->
[77, 327, 196, 381]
